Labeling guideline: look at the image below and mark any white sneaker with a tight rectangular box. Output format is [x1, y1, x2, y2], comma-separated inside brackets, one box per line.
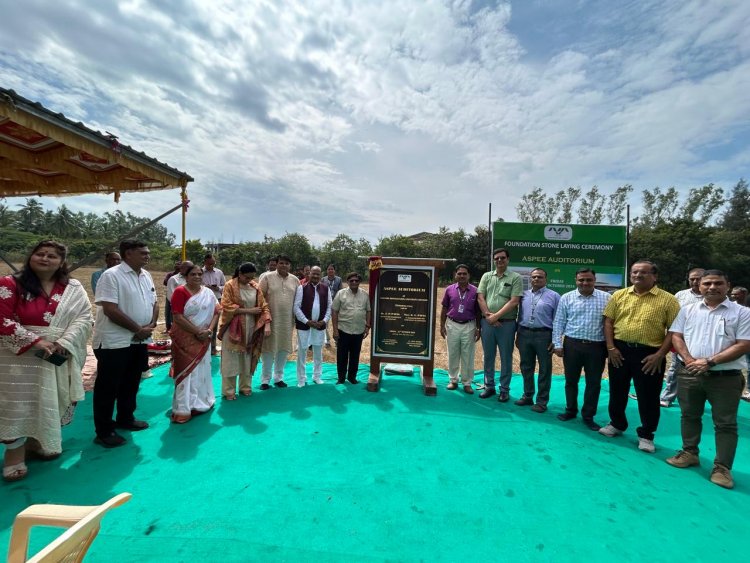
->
[313, 378, 324, 384]
[638, 437, 656, 453]
[297, 382, 305, 388]
[741, 391, 750, 402]
[141, 370, 153, 379]
[599, 424, 623, 437]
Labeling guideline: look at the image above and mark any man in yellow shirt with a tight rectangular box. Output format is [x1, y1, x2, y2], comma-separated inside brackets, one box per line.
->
[599, 260, 680, 454]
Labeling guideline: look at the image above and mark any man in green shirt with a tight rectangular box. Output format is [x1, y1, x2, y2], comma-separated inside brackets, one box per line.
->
[477, 248, 524, 401]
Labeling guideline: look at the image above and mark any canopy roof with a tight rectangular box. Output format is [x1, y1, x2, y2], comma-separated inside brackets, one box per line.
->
[0, 87, 193, 200]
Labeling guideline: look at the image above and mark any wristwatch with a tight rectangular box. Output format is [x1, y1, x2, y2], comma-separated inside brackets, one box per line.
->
[706, 357, 717, 368]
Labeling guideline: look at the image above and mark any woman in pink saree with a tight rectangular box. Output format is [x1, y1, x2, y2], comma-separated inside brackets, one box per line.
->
[169, 264, 219, 424]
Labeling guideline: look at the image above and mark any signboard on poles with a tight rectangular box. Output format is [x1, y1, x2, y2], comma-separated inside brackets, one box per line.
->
[492, 222, 627, 294]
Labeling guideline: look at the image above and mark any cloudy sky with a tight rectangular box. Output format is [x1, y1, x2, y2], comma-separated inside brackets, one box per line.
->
[1, 0, 748, 245]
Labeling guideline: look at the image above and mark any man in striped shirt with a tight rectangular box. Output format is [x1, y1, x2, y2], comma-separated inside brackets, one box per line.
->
[552, 268, 611, 430]
[599, 261, 681, 453]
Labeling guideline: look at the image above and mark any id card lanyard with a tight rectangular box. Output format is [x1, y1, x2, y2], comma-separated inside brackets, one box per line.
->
[529, 288, 545, 326]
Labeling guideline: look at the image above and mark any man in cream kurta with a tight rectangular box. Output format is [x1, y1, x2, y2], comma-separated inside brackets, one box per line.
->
[259, 255, 299, 389]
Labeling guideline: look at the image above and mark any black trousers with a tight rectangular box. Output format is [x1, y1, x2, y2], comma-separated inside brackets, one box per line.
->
[563, 338, 607, 420]
[93, 344, 148, 437]
[607, 340, 666, 440]
[165, 298, 173, 331]
[337, 330, 364, 381]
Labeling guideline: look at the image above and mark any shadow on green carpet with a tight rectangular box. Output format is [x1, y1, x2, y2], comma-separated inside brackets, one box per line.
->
[2, 359, 750, 562]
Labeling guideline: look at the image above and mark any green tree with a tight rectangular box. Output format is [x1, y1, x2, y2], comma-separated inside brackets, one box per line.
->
[374, 234, 419, 257]
[719, 178, 750, 230]
[629, 218, 713, 292]
[269, 232, 315, 269]
[48, 204, 78, 238]
[0, 203, 16, 229]
[605, 185, 633, 225]
[577, 186, 605, 225]
[319, 233, 370, 278]
[678, 184, 724, 224]
[709, 229, 750, 287]
[15, 198, 45, 231]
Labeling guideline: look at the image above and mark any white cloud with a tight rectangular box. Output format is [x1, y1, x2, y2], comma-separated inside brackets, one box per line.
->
[0, 0, 748, 246]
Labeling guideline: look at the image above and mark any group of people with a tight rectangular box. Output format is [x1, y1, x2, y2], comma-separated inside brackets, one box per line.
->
[0, 240, 372, 482]
[439, 247, 750, 489]
[2, 240, 748, 491]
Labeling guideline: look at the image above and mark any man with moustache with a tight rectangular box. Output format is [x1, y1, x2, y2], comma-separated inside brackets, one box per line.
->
[552, 268, 611, 430]
[294, 266, 332, 386]
[202, 253, 226, 355]
[92, 240, 158, 447]
[259, 255, 299, 389]
[322, 264, 343, 347]
[666, 270, 750, 489]
[440, 264, 481, 394]
[477, 248, 523, 402]
[660, 267, 705, 407]
[514, 268, 560, 412]
[331, 272, 371, 384]
[599, 261, 680, 454]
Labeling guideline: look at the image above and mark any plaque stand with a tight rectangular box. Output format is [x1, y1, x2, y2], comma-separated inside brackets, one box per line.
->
[367, 257, 450, 396]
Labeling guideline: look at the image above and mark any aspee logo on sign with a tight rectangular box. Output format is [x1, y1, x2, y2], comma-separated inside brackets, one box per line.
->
[544, 225, 573, 240]
[397, 274, 412, 283]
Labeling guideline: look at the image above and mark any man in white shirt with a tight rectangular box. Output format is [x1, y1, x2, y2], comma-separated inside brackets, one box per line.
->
[92, 240, 158, 448]
[202, 253, 225, 354]
[660, 268, 705, 407]
[666, 270, 750, 489]
[293, 266, 332, 386]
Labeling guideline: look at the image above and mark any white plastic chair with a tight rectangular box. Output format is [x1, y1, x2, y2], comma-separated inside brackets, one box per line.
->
[7, 492, 132, 562]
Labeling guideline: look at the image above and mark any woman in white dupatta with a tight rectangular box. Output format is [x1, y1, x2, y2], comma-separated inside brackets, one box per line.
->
[0, 240, 92, 482]
[169, 264, 219, 423]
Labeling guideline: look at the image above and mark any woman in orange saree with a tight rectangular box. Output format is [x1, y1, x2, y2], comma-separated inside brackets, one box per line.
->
[169, 265, 219, 423]
[218, 263, 271, 400]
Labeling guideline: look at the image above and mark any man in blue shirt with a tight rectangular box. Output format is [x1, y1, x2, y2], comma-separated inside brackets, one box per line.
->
[515, 268, 560, 412]
[552, 268, 611, 430]
[91, 251, 121, 293]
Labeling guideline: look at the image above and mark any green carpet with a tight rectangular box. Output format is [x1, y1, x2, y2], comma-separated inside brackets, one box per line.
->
[2, 360, 749, 562]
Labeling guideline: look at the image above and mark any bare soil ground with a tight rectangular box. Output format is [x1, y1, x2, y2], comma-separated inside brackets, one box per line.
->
[1, 264, 565, 376]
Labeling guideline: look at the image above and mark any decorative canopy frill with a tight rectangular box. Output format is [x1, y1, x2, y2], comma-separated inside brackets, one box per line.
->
[0, 87, 193, 201]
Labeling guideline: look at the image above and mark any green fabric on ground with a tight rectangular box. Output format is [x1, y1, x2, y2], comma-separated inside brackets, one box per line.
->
[2, 360, 749, 562]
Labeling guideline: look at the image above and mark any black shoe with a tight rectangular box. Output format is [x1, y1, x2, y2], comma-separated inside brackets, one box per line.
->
[94, 432, 126, 448]
[336, 379, 345, 385]
[115, 420, 149, 431]
[498, 391, 510, 403]
[479, 389, 496, 399]
[274, 381, 288, 388]
[557, 412, 576, 422]
[260, 383, 270, 390]
[514, 396, 533, 406]
[583, 419, 601, 431]
[348, 378, 359, 384]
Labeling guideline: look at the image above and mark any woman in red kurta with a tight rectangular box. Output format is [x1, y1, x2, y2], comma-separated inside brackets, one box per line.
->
[0, 240, 92, 482]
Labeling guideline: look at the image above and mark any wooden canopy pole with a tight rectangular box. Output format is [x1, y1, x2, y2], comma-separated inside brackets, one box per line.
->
[181, 187, 187, 261]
